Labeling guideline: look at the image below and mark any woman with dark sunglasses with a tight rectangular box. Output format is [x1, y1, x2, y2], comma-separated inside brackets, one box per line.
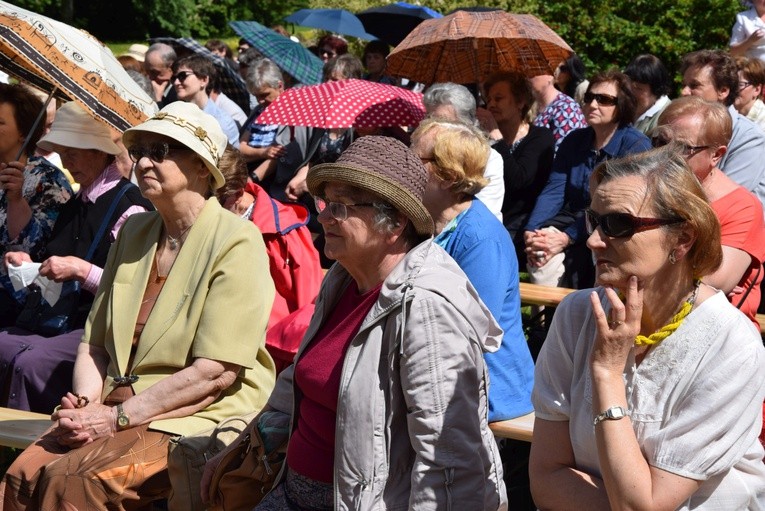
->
[530, 144, 765, 509]
[524, 70, 650, 290]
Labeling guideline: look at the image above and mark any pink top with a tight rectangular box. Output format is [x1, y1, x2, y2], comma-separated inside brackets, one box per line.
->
[81, 164, 147, 293]
[287, 280, 382, 483]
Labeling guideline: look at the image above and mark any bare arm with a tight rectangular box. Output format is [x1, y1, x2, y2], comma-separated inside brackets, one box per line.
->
[702, 246, 751, 293]
[588, 280, 702, 511]
[72, 342, 110, 403]
[529, 418, 611, 510]
[730, 28, 765, 56]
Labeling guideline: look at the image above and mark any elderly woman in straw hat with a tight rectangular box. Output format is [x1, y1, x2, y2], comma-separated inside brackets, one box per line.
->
[0, 102, 151, 414]
[0, 101, 276, 510]
[203, 136, 507, 510]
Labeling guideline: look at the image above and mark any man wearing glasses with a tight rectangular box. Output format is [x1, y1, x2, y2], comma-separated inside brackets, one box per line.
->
[680, 49, 765, 212]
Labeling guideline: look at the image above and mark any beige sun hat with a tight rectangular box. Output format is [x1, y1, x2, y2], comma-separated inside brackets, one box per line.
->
[119, 43, 149, 62]
[307, 136, 434, 236]
[122, 101, 227, 189]
[37, 102, 121, 155]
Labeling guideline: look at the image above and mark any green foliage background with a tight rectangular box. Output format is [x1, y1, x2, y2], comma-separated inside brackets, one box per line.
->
[12, 0, 740, 81]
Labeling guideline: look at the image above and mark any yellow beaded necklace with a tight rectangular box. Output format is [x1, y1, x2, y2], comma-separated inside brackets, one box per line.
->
[634, 281, 700, 347]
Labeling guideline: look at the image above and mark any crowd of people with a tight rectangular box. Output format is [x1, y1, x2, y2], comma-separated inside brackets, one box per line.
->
[0, 6, 762, 510]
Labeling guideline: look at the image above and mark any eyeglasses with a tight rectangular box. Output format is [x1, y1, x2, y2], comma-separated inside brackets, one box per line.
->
[319, 48, 337, 57]
[583, 92, 618, 106]
[650, 136, 711, 157]
[739, 80, 753, 90]
[128, 142, 190, 163]
[314, 197, 375, 221]
[172, 71, 196, 83]
[586, 209, 683, 238]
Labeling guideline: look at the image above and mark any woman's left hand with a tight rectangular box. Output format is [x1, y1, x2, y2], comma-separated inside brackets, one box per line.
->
[52, 393, 117, 447]
[589, 276, 643, 377]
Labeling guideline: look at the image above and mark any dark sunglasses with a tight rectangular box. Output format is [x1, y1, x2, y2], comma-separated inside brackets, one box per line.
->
[128, 142, 189, 163]
[172, 71, 196, 83]
[586, 209, 683, 238]
[583, 92, 618, 106]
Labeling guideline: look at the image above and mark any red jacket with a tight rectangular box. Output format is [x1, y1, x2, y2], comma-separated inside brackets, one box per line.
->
[246, 183, 323, 371]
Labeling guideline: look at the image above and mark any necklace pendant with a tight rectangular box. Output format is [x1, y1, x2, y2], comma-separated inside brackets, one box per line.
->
[168, 237, 178, 250]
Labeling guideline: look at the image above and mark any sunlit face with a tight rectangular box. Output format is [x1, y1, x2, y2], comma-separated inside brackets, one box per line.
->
[426, 104, 458, 121]
[144, 52, 173, 84]
[486, 81, 523, 125]
[681, 65, 728, 103]
[734, 71, 762, 114]
[586, 175, 676, 291]
[0, 102, 24, 162]
[631, 81, 657, 119]
[173, 66, 208, 102]
[317, 182, 389, 267]
[658, 114, 719, 181]
[583, 81, 619, 127]
[252, 84, 282, 107]
[131, 134, 209, 201]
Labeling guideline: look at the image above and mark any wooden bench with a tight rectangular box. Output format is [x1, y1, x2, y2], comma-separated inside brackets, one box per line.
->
[0, 407, 50, 449]
[489, 412, 534, 442]
[519, 282, 765, 336]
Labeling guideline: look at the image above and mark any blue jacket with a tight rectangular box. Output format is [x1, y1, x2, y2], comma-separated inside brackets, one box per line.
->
[525, 125, 651, 243]
[436, 199, 535, 421]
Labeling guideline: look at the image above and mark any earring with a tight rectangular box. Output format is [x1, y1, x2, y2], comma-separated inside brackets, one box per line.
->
[669, 250, 677, 265]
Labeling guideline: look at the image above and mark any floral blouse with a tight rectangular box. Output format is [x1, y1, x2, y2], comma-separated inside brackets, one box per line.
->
[0, 156, 72, 263]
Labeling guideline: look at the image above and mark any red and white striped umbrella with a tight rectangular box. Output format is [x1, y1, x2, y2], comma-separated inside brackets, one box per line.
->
[256, 79, 425, 129]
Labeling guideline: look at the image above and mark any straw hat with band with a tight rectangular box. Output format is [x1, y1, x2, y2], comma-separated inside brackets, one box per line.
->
[122, 101, 228, 190]
[38, 102, 121, 156]
[307, 136, 434, 236]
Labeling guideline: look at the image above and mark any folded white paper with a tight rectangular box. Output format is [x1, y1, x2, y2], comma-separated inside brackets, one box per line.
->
[7, 262, 64, 305]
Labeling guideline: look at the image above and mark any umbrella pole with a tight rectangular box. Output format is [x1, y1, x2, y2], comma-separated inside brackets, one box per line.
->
[15, 87, 58, 162]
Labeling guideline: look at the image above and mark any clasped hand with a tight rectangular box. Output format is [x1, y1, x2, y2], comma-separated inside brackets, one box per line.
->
[51, 392, 117, 448]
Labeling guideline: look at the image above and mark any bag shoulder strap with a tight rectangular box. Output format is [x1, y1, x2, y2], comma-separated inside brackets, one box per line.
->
[84, 183, 133, 262]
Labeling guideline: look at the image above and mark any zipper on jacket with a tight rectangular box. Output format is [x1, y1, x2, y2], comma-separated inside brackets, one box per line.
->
[444, 468, 454, 511]
[399, 281, 414, 355]
[353, 478, 369, 511]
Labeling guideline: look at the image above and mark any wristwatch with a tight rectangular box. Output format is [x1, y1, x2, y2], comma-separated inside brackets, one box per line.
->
[593, 406, 628, 426]
[116, 403, 130, 430]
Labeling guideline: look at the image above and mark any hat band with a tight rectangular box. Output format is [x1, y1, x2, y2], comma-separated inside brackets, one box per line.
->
[149, 111, 220, 165]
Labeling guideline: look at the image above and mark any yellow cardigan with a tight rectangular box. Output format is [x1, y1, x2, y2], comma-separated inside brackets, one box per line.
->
[83, 198, 276, 436]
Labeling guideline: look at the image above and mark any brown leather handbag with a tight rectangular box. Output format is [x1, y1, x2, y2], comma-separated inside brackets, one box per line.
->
[207, 415, 288, 511]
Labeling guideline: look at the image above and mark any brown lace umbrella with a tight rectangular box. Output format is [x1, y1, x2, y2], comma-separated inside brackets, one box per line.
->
[386, 10, 573, 85]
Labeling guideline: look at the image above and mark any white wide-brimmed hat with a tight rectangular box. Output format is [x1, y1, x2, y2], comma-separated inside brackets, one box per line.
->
[37, 102, 121, 155]
[119, 43, 149, 62]
[122, 101, 228, 189]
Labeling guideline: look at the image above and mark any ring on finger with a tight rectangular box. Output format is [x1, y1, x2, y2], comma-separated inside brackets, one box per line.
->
[609, 320, 623, 328]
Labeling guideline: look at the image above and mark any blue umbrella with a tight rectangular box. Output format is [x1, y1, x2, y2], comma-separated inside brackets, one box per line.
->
[229, 20, 324, 85]
[358, 2, 442, 46]
[285, 9, 377, 40]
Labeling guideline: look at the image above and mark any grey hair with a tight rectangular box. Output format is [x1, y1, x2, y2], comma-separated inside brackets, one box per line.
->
[146, 43, 176, 67]
[126, 69, 154, 98]
[370, 200, 423, 247]
[246, 58, 283, 91]
[423, 83, 477, 126]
